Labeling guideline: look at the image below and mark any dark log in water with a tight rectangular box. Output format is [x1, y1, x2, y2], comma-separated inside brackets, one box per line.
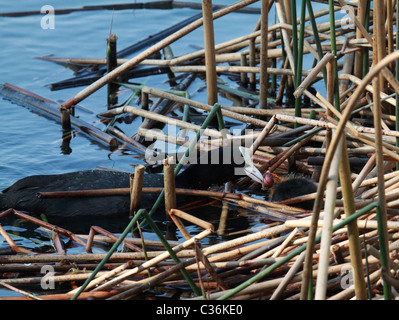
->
[0, 83, 118, 148]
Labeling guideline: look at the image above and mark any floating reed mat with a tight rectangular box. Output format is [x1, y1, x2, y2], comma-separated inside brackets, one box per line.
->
[1, 203, 399, 300]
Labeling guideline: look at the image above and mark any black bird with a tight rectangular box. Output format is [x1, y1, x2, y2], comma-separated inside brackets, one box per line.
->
[270, 177, 317, 210]
[1, 169, 155, 218]
[0, 146, 263, 217]
[0, 146, 317, 217]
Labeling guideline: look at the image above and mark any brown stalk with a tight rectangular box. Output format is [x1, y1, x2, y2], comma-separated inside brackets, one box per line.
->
[129, 165, 145, 217]
[0, 209, 86, 247]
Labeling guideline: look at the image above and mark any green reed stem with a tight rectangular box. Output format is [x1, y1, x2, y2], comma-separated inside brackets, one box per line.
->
[329, 0, 340, 113]
[217, 202, 380, 300]
[173, 103, 225, 176]
[339, 139, 368, 299]
[362, 0, 371, 78]
[282, 126, 324, 147]
[141, 210, 201, 296]
[71, 208, 146, 300]
[294, 0, 307, 125]
[375, 205, 392, 300]
[306, 0, 327, 83]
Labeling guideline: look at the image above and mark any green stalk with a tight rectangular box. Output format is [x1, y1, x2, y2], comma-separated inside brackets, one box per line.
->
[217, 202, 380, 300]
[178, 92, 192, 139]
[329, 0, 340, 113]
[339, 139, 367, 299]
[293, 0, 307, 126]
[136, 220, 152, 278]
[282, 126, 324, 147]
[306, 0, 327, 83]
[141, 210, 201, 296]
[172, 103, 225, 177]
[71, 208, 146, 300]
[375, 205, 392, 299]
[362, 0, 371, 79]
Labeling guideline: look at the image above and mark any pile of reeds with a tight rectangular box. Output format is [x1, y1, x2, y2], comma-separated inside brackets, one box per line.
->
[1, 203, 399, 300]
[2, 0, 399, 300]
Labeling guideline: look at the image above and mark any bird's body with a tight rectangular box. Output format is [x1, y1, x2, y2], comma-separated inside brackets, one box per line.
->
[1, 169, 156, 217]
[0, 146, 318, 218]
[271, 177, 317, 210]
[0, 146, 249, 217]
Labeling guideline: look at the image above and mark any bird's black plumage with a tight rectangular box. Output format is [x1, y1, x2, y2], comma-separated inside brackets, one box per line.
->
[0, 146, 248, 217]
[271, 178, 317, 210]
[0, 146, 318, 217]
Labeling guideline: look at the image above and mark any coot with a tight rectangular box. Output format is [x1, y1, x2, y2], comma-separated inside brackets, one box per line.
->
[0, 146, 262, 217]
[271, 177, 317, 210]
[0, 146, 317, 217]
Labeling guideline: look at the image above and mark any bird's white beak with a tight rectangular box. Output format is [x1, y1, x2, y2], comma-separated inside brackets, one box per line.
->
[244, 166, 264, 185]
[239, 146, 265, 187]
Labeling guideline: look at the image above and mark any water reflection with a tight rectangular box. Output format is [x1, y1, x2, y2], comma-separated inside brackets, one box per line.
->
[60, 131, 72, 155]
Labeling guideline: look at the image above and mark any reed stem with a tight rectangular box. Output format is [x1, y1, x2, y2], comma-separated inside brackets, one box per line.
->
[129, 165, 145, 217]
[70, 208, 146, 300]
[338, 138, 367, 299]
[314, 133, 342, 300]
[217, 202, 380, 300]
[375, 205, 392, 299]
[372, 73, 392, 299]
[163, 157, 177, 239]
[141, 210, 201, 296]
[329, 0, 340, 113]
[259, 0, 269, 109]
[294, 0, 307, 123]
[202, 0, 218, 106]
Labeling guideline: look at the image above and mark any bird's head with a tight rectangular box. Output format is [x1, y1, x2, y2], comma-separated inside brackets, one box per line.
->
[239, 147, 278, 190]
